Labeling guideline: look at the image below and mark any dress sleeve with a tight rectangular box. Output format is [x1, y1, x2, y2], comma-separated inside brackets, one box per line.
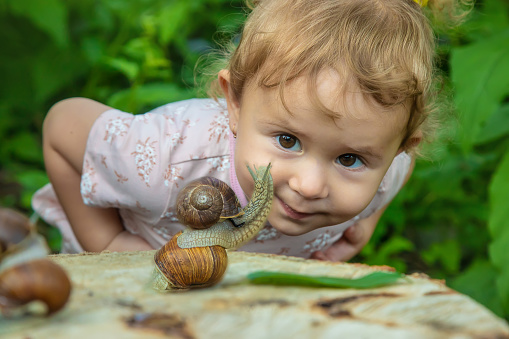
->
[356, 152, 412, 219]
[80, 109, 176, 224]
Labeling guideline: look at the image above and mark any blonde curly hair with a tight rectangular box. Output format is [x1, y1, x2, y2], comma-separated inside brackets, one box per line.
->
[209, 0, 471, 150]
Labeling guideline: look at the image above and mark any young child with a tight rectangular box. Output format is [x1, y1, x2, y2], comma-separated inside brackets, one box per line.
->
[32, 0, 459, 260]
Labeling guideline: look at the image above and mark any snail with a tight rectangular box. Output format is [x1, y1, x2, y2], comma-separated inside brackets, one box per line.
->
[0, 208, 72, 316]
[175, 176, 243, 229]
[0, 259, 72, 316]
[153, 163, 273, 290]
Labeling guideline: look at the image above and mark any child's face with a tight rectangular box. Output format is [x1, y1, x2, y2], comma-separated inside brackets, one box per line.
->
[220, 69, 408, 236]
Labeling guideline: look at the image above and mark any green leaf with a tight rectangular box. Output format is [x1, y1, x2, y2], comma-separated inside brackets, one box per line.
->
[475, 103, 509, 144]
[449, 260, 504, 317]
[421, 240, 461, 274]
[450, 28, 509, 152]
[488, 149, 509, 316]
[157, 3, 192, 44]
[8, 0, 69, 47]
[247, 271, 404, 289]
[102, 56, 140, 81]
[107, 83, 195, 112]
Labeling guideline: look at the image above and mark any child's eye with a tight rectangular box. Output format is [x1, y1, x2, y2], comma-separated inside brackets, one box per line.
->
[336, 154, 364, 169]
[277, 134, 302, 151]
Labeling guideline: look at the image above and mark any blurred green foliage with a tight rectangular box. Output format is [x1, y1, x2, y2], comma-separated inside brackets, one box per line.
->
[0, 0, 508, 321]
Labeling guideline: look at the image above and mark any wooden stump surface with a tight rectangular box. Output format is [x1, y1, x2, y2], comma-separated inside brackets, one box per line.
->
[1, 250, 508, 339]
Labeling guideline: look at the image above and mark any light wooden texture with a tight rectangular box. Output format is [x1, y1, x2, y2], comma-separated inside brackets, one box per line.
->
[1, 250, 508, 339]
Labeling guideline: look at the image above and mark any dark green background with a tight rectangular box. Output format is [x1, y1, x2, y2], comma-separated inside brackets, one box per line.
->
[0, 0, 508, 320]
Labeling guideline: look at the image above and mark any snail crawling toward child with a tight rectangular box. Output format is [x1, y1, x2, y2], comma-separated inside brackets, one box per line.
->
[152, 163, 273, 290]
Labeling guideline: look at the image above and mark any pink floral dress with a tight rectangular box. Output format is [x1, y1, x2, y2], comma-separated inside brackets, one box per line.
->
[32, 98, 411, 256]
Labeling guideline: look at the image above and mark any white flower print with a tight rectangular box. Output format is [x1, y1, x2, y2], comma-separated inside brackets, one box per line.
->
[81, 160, 97, 205]
[189, 152, 206, 160]
[208, 110, 230, 143]
[183, 119, 199, 128]
[254, 225, 281, 243]
[167, 132, 187, 148]
[163, 165, 184, 187]
[152, 224, 173, 241]
[160, 208, 179, 222]
[302, 231, 333, 253]
[131, 138, 158, 187]
[207, 156, 230, 173]
[104, 117, 131, 144]
[134, 114, 151, 124]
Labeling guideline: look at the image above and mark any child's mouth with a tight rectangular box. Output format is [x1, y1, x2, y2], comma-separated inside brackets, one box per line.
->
[278, 198, 312, 220]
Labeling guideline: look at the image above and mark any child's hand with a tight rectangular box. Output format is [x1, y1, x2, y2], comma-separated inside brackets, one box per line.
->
[310, 208, 384, 262]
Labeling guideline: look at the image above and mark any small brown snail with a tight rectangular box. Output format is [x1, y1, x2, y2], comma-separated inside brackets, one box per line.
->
[0, 259, 72, 315]
[175, 177, 243, 229]
[0, 208, 72, 316]
[153, 164, 273, 290]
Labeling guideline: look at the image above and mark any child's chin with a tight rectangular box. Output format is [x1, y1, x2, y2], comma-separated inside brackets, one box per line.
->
[270, 222, 312, 237]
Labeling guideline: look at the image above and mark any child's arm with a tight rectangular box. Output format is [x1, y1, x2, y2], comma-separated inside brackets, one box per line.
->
[311, 156, 416, 262]
[43, 98, 153, 252]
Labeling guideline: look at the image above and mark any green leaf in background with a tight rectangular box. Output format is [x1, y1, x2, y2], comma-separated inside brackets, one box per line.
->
[361, 235, 415, 272]
[7, 0, 69, 47]
[247, 271, 404, 289]
[421, 239, 461, 274]
[475, 103, 509, 145]
[157, 2, 192, 44]
[450, 28, 509, 152]
[488, 149, 509, 314]
[450, 259, 504, 317]
[107, 83, 195, 113]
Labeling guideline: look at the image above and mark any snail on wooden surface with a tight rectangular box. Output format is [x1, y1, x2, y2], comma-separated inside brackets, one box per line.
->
[0, 208, 72, 316]
[153, 164, 273, 290]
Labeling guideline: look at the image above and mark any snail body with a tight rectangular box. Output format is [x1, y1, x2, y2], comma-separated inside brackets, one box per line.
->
[153, 164, 273, 290]
[177, 164, 273, 250]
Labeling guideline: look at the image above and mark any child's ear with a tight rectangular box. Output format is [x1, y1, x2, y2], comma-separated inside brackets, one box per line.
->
[397, 130, 422, 155]
[218, 69, 240, 136]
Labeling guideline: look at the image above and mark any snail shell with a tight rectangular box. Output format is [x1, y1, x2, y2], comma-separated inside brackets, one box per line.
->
[0, 208, 31, 255]
[176, 177, 242, 229]
[0, 258, 72, 315]
[153, 231, 227, 290]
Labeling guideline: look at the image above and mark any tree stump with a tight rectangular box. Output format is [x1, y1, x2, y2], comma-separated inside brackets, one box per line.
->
[1, 250, 508, 338]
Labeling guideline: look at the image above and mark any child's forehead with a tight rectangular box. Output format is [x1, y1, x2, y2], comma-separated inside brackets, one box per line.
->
[252, 67, 409, 125]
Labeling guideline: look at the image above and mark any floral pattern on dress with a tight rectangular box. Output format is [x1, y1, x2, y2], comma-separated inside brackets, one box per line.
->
[104, 117, 131, 144]
[114, 170, 128, 183]
[131, 138, 158, 187]
[301, 231, 334, 253]
[183, 119, 199, 128]
[163, 164, 184, 187]
[134, 113, 152, 124]
[81, 160, 97, 205]
[167, 132, 187, 148]
[152, 224, 173, 241]
[208, 110, 230, 143]
[189, 152, 206, 160]
[254, 225, 281, 243]
[160, 207, 179, 222]
[207, 156, 230, 173]
[101, 155, 108, 169]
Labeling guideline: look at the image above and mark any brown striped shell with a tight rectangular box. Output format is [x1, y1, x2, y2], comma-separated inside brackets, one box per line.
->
[153, 231, 227, 290]
[176, 177, 242, 229]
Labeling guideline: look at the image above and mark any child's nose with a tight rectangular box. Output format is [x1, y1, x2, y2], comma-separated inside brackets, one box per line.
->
[288, 160, 329, 199]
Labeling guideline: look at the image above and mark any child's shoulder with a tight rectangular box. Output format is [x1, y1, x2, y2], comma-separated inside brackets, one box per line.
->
[146, 98, 227, 120]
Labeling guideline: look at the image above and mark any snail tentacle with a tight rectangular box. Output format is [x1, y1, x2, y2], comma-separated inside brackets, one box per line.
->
[177, 164, 273, 250]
